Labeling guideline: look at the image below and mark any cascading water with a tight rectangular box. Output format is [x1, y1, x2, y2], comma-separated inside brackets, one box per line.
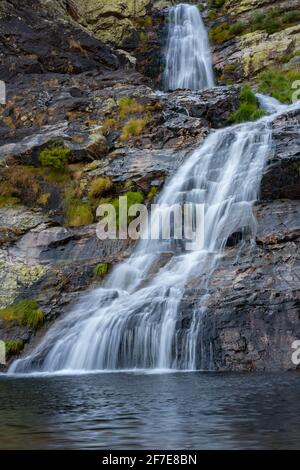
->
[11, 102, 291, 374]
[8, 6, 298, 374]
[163, 3, 214, 91]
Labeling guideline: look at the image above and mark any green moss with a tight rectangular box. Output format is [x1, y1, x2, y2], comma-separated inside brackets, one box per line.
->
[139, 31, 148, 42]
[208, 0, 225, 8]
[257, 69, 300, 103]
[39, 147, 70, 170]
[66, 201, 93, 227]
[0, 300, 44, 329]
[229, 85, 266, 124]
[5, 339, 24, 357]
[89, 177, 113, 199]
[94, 262, 109, 277]
[0, 196, 20, 208]
[147, 186, 159, 200]
[121, 118, 148, 140]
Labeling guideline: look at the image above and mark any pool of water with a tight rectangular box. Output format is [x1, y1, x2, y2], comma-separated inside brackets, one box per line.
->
[0, 371, 299, 449]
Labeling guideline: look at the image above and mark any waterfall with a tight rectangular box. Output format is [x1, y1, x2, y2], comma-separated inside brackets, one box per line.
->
[8, 5, 297, 374]
[11, 99, 294, 374]
[163, 3, 214, 91]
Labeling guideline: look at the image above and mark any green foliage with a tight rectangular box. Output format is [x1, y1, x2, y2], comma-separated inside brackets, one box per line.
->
[0, 180, 20, 207]
[147, 186, 159, 200]
[136, 15, 152, 28]
[39, 147, 70, 170]
[66, 201, 93, 227]
[209, 0, 225, 8]
[240, 85, 257, 106]
[121, 118, 147, 140]
[229, 85, 266, 124]
[0, 300, 44, 329]
[207, 10, 217, 20]
[94, 262, 109, 277]
[209, 23, 231, 44]
[5, 339, 24, 357]
[250, 8, 300, 34]
[209, 8, 300, 44]
[257, 69, 300, 103]
[101, 118, 118, 135]
[89, 177, 113, 199]
[140, 31, 148, 42]
[0, 196, 20, 208]
[118, 97, 143, 119]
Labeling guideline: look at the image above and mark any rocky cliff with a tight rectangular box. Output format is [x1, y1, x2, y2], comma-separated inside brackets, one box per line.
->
[0, 0, 299, 371]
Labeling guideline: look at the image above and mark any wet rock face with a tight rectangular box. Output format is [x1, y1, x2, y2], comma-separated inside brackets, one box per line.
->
[0, 1, 119, 81]
[181, 201, 300, 371]
[261, 108, 300, 200]
[163, 86, 241, 128]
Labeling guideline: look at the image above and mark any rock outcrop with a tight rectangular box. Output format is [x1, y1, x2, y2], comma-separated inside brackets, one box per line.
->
[205, 0, 300, 83]
[0, 0, 299, 372]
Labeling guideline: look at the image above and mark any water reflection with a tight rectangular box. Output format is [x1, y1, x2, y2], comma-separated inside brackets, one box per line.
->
[0, 372, 299, 449]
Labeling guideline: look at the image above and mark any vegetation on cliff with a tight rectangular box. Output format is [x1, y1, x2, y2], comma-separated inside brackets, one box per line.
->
[229, 85, 265, 123]
[0, 300, 44, 329]
[257, 69, 300, 103]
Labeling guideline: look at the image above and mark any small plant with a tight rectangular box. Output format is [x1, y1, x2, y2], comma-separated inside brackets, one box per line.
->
[37, 193, 51, 206]
[0, 300, 44, 329]
[39, 147, 70, 170]
[229, 85, 266, 124]
[121, 118, 147, 141]
[89, 177, 113, 199]
[118, 97, 144, 119]
[257, 69, 300, 103]
[147, 186, 159, 200]
[209, 0, 225, 7]
[5, 339, 24, 357]
[66, 201, 93, 227]
[0, 180, 20, 207]
[101, 118, 118, 135]
[94, 262, 109, 277]
[209, 23, 231, 44]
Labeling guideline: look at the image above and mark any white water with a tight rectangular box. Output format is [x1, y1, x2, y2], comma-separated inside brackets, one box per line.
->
[163, 3, 214, 91]
[10, 97, 292, 374]
[9, 7, 296, 374]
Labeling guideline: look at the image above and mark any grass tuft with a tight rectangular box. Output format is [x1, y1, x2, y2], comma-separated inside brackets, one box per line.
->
[257, 69, 300, 103]
[89, 177, 113, 200]
[118, 97, 144, 119]
[5, 339, 24, 357]
[121, 118, 147, 141]
[0, 300, 44, 329]
[229, 85, 266, 123]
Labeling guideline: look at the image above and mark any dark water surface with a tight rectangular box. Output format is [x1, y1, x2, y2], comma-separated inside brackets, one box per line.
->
[0, 371, 299, 449]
